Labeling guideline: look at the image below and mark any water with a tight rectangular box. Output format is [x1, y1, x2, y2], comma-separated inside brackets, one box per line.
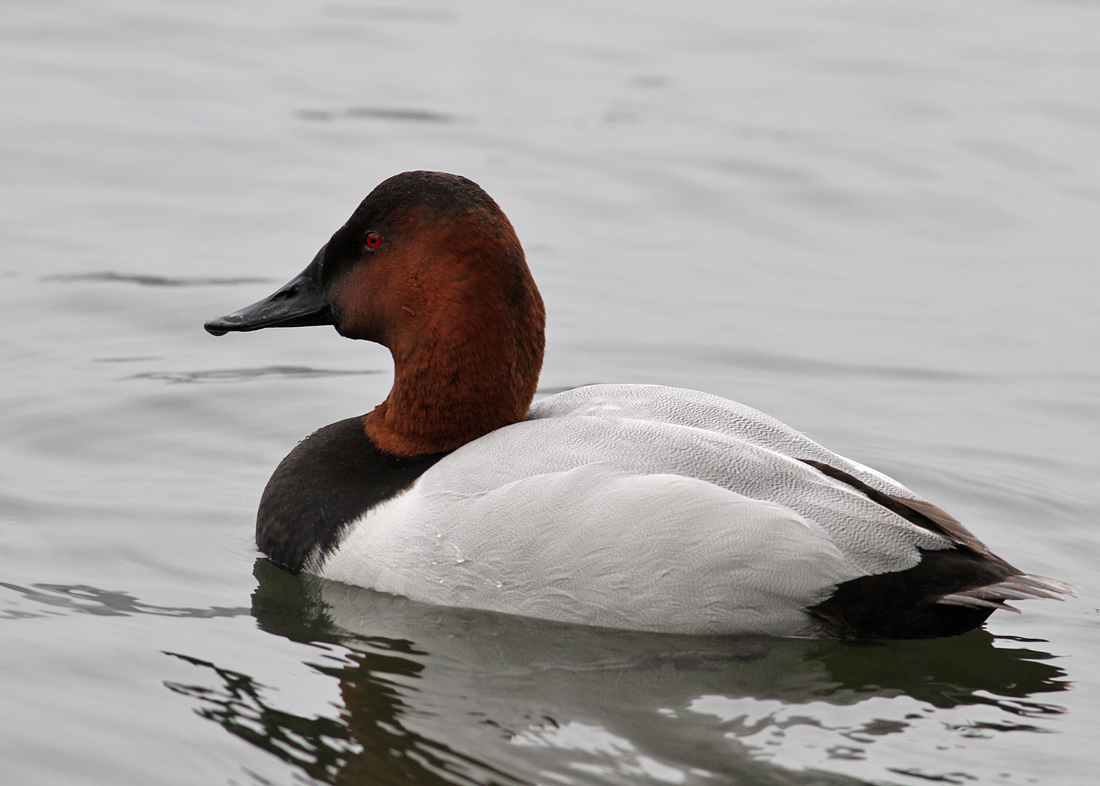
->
[2, 0, 1099, 783]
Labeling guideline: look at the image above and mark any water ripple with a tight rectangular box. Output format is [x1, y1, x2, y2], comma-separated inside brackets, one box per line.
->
[44, 272, 273, 287]
[605, 344, 1100, 383]
[128, 367, 381, 384]
[296, 107, 455, 123]
[0, 582, 249, 620]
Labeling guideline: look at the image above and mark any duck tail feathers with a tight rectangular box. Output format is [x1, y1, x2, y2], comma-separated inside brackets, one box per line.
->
[937, 573, 1075, 613]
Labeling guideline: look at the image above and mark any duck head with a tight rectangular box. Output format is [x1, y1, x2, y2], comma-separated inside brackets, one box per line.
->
[206, 171, 546, 456]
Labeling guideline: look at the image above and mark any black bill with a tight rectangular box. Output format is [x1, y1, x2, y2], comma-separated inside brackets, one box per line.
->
[204, 245, 333, 336]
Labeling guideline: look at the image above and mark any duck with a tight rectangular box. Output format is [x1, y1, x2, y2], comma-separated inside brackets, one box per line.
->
[205, 170, 1071, 639]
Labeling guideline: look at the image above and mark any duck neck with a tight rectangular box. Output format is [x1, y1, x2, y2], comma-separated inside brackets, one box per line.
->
[362, 276, 545, 457]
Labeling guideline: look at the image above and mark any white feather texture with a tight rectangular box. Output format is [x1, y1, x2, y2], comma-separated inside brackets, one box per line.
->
[317, 384, 954, 636]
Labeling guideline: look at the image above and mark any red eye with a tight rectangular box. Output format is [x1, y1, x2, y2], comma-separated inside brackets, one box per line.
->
[365, 232, 384, 249]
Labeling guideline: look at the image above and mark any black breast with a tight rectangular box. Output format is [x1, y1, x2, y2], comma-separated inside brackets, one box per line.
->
[255, 417, 449, 574]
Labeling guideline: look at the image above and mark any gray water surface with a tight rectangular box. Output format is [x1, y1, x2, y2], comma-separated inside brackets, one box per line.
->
[3, 1, 1099, 784]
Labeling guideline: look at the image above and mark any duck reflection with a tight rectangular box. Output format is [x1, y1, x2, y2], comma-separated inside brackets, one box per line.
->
[165, 561, 1069, 785]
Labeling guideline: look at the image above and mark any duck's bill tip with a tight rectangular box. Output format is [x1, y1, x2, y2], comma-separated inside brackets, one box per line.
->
[203, 253, 333, 336]
[203, 305, 283, 335]
[203, 302, 334, 335]
[203, 315, 247, 336]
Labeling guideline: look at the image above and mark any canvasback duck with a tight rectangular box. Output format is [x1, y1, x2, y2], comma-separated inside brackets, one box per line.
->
[206, 170, 1070, 639]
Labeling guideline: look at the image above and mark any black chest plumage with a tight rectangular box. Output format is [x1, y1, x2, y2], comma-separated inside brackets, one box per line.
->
[256, 417, 448, 574]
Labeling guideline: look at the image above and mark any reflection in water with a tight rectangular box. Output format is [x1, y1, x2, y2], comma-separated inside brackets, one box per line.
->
[162, 562, 1070, 785]
[166, 651, 522, 786]
[165, 650, 523, 785]
[809, 636, 1068, 715]
[165, 653, 361, 785]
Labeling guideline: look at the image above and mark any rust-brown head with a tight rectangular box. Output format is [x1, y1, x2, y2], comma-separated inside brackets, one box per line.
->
[206, 171, 546, 456]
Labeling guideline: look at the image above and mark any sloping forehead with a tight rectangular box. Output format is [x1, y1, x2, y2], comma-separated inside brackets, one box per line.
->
[349, 171, 501, 227]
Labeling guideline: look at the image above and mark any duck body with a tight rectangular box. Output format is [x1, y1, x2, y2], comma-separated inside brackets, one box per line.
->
[305, 384, 969, 638]
[206, 171, 1069, 639]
